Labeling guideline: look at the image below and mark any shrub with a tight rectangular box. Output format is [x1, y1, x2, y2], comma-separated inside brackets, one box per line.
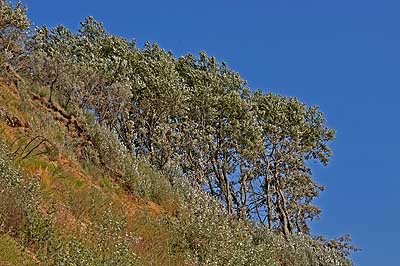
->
[0, 141, 39, 236]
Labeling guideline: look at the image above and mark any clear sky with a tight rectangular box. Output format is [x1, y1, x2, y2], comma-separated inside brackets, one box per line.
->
[21, 0, 400, 265]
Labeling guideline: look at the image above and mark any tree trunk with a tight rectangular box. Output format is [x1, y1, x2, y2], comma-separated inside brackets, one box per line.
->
[265, 178, 274, 230]
[277, 188, 290, 238]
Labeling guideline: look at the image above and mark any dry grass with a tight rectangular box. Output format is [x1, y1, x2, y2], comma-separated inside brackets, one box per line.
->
[0, 80, 186, 266]
[0, 234, 35, 266]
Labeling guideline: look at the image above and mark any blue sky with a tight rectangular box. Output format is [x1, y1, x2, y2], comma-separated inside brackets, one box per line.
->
[21, 0, 400, 265]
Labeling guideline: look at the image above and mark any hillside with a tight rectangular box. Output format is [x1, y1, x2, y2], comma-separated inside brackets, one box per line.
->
[0, 1, 355, 265]
[0, 78, 355, 265]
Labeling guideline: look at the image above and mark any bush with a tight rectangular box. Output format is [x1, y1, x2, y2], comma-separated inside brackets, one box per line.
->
[0, 141, 39, 236]
[83, 123, 175, 205]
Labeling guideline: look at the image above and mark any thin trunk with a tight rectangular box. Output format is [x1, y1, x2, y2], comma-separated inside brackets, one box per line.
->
[249, 182, 264, 225]
[263, 159, 274, 230]
[207, 176, 216, 196]
[212, 153, 232, 215]
[223, 169, 233, 215]
[277, 187, 290, 238]
[273, 163, 292, 238]
[239, 181, 248, 219]
[222, 152, 234, 215]
[265, 177, 274, 230]
[49, 78, 56, 103]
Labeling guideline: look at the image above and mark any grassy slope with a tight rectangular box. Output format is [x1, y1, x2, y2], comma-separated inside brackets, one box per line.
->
[0, 80, 185, 265]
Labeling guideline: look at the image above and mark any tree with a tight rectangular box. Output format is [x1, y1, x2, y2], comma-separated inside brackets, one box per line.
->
[31, 25, 78, 103]
[0, 0, 29, 76]
[177, 52, 252, 215]
[113, 43, 187, 168]
[250, 92, 335, 237]
[31, 17, 134, 115]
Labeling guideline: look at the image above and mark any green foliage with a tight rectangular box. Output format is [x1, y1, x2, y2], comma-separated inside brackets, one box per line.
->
[81, 122, 175, 205]
[0, 0, 29, 67]
[0, 141, 39, 236]
[245, 93, 336, 235]
[171, 190, 276, 266]
[47, 209, 139, 266]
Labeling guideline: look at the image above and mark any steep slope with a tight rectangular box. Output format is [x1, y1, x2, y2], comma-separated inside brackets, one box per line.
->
[0, 79, 352, 266]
